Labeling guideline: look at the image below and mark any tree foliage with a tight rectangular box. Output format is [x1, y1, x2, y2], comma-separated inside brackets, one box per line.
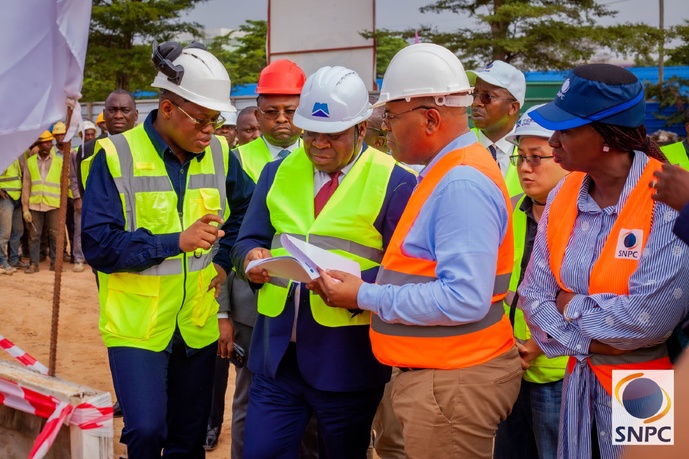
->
[207, 20, 267, 87]
[83, 0, 206, 101]
[666, 21, 689, 66]
[389, 0, 663, 71]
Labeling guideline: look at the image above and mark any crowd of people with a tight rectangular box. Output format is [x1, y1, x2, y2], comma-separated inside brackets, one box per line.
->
[2, 39, 689, 459]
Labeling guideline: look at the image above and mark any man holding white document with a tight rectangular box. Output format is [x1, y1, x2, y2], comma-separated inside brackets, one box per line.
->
[230, 66, 415, 459]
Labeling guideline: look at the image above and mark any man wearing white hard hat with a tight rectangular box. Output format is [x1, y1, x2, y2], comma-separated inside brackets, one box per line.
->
[494, 105, 569, 459]
[317, 44, 522, 458]
[468, 60, 526, 196]
[215, 111, 238, 148]
[232, 66, 415, 459]
[81, 41, 255, 458]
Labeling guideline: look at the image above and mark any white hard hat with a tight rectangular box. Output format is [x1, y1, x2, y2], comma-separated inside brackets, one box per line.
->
[82, 120, 97, 132]
[221, 111, 237, 126]
[151, 41, 236, 113]
[293, 66, 372, 134]
[506, 104, 555, 146]
[374, 43, 473, 108]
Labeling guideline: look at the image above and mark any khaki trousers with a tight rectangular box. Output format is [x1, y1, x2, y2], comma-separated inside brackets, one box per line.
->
[391, 346, 522, 459]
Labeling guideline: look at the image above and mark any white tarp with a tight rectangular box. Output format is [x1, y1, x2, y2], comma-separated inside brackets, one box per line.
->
[268, 0, 376, 90]
[0, 0, 91, 173]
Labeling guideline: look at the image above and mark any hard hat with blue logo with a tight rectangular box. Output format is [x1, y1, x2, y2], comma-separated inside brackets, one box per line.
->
[505, 104, 555, 145]
[293, 66, 372, 133]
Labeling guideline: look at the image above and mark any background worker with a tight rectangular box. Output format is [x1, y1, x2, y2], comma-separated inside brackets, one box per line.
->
[81, 41, 254, 458]
[95, 111, 108, 137]
[234, 66, 415, 459]
[67, 120, 98, 273]
[317, 44, 522, 459]
[51, 121, 74, 264]
[216, 111, 238, 148]
[468, 60, 526, 195]
[494, 105, 569, 459]
[235, 106, 261, 146]
[0, 155, 24, 274]
[205, 59, 308, 456]
[21, 131, 62, 273]
[77, 89, 138, 197]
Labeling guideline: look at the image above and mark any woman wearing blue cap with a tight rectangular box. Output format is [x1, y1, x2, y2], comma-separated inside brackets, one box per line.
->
[518, 63, 689, 458]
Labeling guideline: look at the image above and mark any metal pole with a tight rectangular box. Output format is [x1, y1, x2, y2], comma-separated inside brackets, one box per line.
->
[659, 0, 665, 87]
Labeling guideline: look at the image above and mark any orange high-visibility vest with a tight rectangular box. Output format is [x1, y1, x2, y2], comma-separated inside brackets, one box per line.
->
[547, 158, 672, 395]
[369, 143, 515, 369]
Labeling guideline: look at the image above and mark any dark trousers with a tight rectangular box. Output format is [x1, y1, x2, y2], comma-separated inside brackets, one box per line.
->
[244, 344, 384, 459]
[108, 339, 216, 459]
[28, 209, 58, 265]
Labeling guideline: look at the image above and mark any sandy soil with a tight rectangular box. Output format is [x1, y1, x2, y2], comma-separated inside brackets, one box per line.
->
[0, 258, 234, 458]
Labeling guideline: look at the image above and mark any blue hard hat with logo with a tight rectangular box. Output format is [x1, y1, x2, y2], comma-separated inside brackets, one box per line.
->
[531, 64, 646, 130]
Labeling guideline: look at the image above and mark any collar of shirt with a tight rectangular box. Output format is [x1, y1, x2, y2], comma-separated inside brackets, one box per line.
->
[418, 130, 479, 183]
[144, 109, 205, 162]
[578, 150, 647, 216]
[313, 143, 366, 194]
[37, 151, 53, 163]
[519, 195, 537, 223]
[263, 136, 301, 160]
[476, 128, 515, 175]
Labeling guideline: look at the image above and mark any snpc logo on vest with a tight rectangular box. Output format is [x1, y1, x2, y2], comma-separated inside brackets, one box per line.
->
[615, 229, 643, 260]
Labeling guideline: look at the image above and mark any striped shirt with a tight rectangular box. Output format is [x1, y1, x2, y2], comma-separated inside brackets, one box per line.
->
[518, 151, 689, 458]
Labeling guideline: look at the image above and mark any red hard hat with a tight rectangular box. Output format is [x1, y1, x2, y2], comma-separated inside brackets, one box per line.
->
[256, 59, 306, 95]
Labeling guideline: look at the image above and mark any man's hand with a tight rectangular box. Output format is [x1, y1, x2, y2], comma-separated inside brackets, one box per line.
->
[179, 214, 224, 253]
[208, 263, 226, 298]
[0, 189, 10, 200]
[516, 339, 544, 370]
[314, 268, 363, 309]
[217, 317, 234, 358]
[244, 247, 272, 284]
[22, 210, 32, 223]
[651, 163, 689, 211]
[74, 197, 82, 212]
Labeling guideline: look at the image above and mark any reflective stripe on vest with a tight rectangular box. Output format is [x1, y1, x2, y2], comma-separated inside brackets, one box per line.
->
[27, 154, 62, 208]
[0, 159, 22, 200]
[97, 126, 230, 351]
[660, 141, 689, 170]
[369, 143, 516, 370]
[257, 146, 395, 327]
[506, 194, 568, 384]
[547, 158, 671, 395]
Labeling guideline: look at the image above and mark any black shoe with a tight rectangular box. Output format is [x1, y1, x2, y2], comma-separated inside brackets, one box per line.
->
[204, 425, 221, 451]
[113, 401, 123, 418]
[11, 260, 29, 269]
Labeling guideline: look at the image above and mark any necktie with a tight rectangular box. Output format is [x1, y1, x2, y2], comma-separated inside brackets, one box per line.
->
[488, 144, 497, 161]
[314, 171, 342, 217]
[278, 149, 290, 159]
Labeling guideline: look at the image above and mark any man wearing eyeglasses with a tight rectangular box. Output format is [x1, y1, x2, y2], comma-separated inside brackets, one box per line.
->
[468, 61, 526, 196]
[316, 44, 522, 459]
[81, 41, 255, 459]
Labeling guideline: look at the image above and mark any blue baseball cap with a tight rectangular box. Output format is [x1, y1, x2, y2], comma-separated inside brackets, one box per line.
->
[530, 64, 646, 130]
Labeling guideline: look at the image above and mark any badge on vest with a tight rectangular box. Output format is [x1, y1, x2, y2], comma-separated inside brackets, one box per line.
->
[615, 229, 643, 260]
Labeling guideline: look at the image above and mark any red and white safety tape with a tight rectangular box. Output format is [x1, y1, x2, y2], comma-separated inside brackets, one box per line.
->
[0, 334, 49, 375]
[0, 334, 113, 458]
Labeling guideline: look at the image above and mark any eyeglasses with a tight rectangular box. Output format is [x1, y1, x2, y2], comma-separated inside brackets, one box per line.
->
[472, 91, 516, 105]
[171, 100, 225, 130]
[509, 154, 555, 167]
[382, 106, 433, 123]
[258, 108, 296, 120]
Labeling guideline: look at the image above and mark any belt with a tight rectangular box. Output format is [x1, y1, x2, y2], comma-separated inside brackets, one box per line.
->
[398, 367, 431, 372]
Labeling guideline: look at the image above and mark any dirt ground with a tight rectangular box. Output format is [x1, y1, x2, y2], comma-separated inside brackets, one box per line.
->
[0, 258, 234, 458]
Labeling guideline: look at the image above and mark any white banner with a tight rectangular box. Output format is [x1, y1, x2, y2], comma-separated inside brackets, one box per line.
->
[0, 0, 91, 172]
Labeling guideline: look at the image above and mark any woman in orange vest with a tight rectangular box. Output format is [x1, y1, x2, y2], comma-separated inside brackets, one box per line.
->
[518, 64, 689, 459]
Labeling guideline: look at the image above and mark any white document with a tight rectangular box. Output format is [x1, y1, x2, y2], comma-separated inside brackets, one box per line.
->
[245, 234, 361, 283]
